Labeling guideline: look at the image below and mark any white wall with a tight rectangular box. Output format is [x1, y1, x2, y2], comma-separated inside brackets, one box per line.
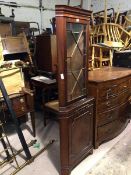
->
[42, 0, 84, 29]
[83, 0, 92, 10]
[92, 0, 131, 12]
[1, 0, 130, 31]
[0, 0, 41, 28]
[0, 0, 86, 32]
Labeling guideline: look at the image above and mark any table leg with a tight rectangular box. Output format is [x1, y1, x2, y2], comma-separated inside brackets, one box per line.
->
[30, 112, 36, 137]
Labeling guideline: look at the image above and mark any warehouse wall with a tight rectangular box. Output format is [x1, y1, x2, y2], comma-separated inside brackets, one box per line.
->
[0, 0, 41, 30]
[1, 0, 130, 31]
[1, 0, 90, 32]
[42, 0, 81, 30]
[92, 0, 131, 12]
[42, 0, 92, 29]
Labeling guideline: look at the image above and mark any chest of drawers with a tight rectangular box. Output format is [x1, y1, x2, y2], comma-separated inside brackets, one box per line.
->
[0, 93, 33, 117]
[0, 90, 36, 137]
[88, 67, 131, 148]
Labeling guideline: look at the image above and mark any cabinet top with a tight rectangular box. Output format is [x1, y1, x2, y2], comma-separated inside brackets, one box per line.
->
[55, 5, 91, 20]
[89, 67, 131, 83]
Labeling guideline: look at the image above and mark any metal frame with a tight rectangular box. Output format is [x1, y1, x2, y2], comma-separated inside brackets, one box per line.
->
[68, 0, 83, 8]
[0, 78, 32, 160]
[0, 78, 55, 175]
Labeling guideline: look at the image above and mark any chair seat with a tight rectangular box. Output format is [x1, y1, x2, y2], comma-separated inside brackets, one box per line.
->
[98, 41, 124, 48]
[95, 57, 110, 61]
[45, 100, 59, 112]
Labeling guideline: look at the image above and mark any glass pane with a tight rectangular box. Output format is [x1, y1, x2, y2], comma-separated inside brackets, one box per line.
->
[66, 23, 86, 102]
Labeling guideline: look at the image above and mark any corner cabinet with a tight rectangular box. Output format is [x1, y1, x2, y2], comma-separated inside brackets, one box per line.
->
[55, 5, 93, 175]
[88, 67, 131, 148]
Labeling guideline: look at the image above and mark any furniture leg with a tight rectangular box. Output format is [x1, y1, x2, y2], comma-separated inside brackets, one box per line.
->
[30, 112, 36, 137]
[92, 46, 95, 69]
[0, 130, 11, 161]
[0, 79, 32, 160]
[100, 47, 103, 67]
[109, 49, 113, 66]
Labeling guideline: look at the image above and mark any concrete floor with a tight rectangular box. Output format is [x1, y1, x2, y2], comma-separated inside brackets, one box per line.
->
[0, 112, 131, 175]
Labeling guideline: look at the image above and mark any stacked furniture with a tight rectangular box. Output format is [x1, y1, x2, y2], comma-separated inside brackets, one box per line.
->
[90, 0, 131, 69]
[88, 67, 131, 148]
[0, 33, 36, 137]
[90, 23, 131, 69]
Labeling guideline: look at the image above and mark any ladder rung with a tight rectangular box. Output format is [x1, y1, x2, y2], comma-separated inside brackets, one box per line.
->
[0, 147, 10, 155]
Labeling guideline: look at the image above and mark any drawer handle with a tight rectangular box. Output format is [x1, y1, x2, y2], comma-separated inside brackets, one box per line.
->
[21, 107, 25, 111]
[111, 84, 117, 88]
[129, 97, 131, 104]
[20, 98, 24, 103]
[107, 89, 112, 92]
[123, 85, 127, 88]
[108, 115, 113, 120]
[106, 101, 111, 107]
[106, 89, 112, 99]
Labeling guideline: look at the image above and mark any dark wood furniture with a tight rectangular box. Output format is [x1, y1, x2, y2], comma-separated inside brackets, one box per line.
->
[31, 76, 57, 112]
[113, 50, 131, 68]
[88, 67, 131, 148]
[0, 90, 35, 137]
[55, 5, 93, 175]
[34, 34, 57, 78]
[0, 34, 36, 136]
[0, 23, 12, 37]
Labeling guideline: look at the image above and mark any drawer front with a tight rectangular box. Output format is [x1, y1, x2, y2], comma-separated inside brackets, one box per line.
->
[1, 96, 28, 117]
[12, 97, 28, 116]
[97, 102, 129, 126]
[73, 104, 93, 117]
[67, 99, 94, 118]
[97, 91, 130, 113]
[98, 78, 130, 101]
[98, 117, 129, 144]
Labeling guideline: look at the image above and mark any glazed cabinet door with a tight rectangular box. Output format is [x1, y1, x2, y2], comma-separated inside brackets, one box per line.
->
[66, 22, 87, 103]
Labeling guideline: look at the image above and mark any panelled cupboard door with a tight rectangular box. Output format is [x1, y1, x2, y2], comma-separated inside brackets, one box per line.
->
[69, 103, 93, 165]
[59, 98, 94, 175]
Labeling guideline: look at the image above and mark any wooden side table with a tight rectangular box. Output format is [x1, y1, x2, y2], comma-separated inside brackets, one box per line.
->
[31, 76, 57, 108]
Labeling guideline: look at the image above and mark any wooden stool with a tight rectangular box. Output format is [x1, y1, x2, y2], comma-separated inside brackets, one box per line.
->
[43, 100, 59, 126]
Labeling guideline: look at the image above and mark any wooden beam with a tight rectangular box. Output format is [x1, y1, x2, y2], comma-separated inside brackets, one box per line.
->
[80, 0, 83, 8]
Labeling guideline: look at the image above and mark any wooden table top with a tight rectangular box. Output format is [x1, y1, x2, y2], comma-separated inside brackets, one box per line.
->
[88, 67, 131, 83]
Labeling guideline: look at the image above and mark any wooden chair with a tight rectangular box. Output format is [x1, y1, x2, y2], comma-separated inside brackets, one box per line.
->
[123, 13, 131, 32]
[90, 23, 131, 69]
[90, 44, 112, 68]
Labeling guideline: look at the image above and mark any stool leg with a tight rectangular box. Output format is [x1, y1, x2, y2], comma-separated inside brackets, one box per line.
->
[30, 112, 36, 137]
